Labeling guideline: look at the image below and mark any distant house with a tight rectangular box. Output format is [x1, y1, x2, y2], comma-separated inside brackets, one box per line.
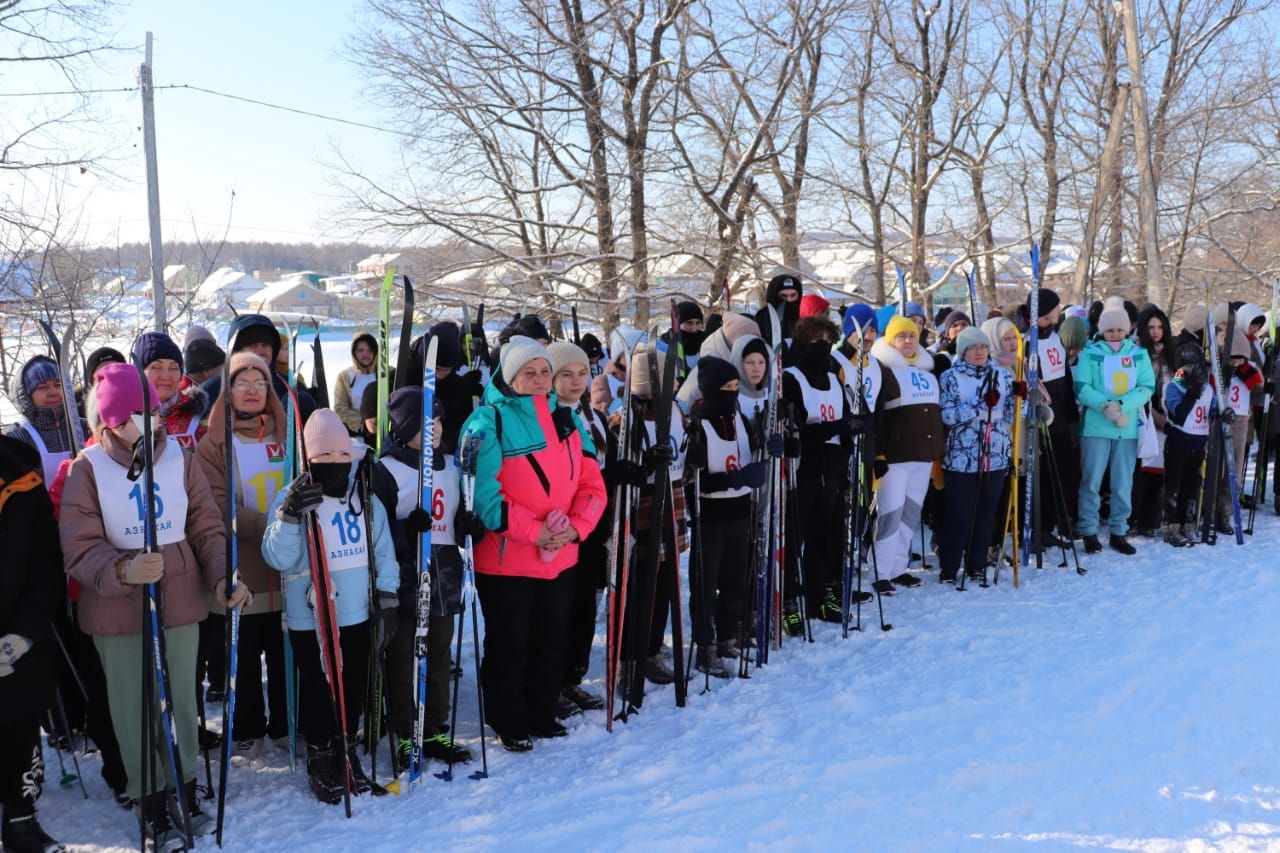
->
[195, 267, 265, 310]
[247, 277, 339, 316]
[0, 257, 38, 305]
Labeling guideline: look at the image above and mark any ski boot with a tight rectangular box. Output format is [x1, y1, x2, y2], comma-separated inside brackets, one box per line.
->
[167, 779, 214, 837]
[1163, 523, 1194, 548]
[423, 731, 472, 764]
[142, 793, 186, 852]
[345, 741, 375, 794]
[306, 742, 346, 805]
[2, 805, 65, 853]
[782, 599, 805, 636]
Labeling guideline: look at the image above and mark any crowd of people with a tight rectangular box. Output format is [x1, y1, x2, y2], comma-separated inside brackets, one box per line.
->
[1, 275, 1271, 852]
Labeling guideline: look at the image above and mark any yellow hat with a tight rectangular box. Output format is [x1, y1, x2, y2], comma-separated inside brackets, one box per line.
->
[884, 314, 918, 341]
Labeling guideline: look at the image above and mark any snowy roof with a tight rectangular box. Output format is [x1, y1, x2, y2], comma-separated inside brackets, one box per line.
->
[196, 267, 265, 302]
[247, 279, 333, 309]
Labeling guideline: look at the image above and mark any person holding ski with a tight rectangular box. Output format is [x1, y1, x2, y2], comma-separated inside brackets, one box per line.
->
[686, 356, 775, 676]
[261, 408, 399, 804]
[937, 328, 1016, 583]
[730, 333, 773, 424]
[459, 337, 607, 751]
[546, 342, 610, 715]
[200, 314, 316, 424]
[832, 304, 881, 415]
[376, 387, 472, 769]
[870, 315, 944, 591]
[132, 331, 209, 450]
[195, 353, 290, 762]
[1161, 342, 1218, 546]
[754, 273, 803, 351]
[1074, 305, 1156, 554]
[60, 363, 243, 847]
[0, 434, 66, 853]
[1132, 305, 1176, 537]
[333, 333, 379, 435]
[4, 355, 81, 486]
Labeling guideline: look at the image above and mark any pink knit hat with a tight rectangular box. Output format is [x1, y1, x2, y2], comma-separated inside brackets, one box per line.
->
[303, 408, 352, 460]
[95, 362, 157, 429]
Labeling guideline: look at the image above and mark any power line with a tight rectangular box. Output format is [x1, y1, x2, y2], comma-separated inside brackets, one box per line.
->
[0, 81, 416, 140]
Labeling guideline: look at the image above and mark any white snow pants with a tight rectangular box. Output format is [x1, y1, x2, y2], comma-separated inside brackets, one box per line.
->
[873, 461, 932, 578]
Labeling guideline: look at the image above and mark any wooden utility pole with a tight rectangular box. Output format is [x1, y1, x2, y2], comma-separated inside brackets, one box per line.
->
[1071, 83, 1130, 305]
[141, 32, 166, 332]
[1118, 0, 1164, 305]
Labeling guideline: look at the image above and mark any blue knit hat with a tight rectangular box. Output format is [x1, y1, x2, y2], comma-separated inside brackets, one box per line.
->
[904, 301, 926, 320]
[131, 331, 184, 373]
[842, 304, 878, 340]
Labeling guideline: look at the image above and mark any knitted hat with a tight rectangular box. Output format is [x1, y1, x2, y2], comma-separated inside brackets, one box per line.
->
[767, 273, 801, 297]
[1026, 288, 1061, 316]
[228, 351, 272, 386]
[19, 357, 60, 398]
[941, 310, 972, 334]
[676, 301, 704, 324]
[131, 331, 184, 373]
[1059, 316, 1088, 352]
[1182, 302, 1208, 334]
[696, 356, 739, 397]
[95, 362, 156, 429]
[629, 344, 667, 396]
[546, 341, 589, 377]
[499, 335, 551, 384]
[181, 324, 216, 349]
[981, 317, 1016, 353]
[85, 347, 126, 385]
[955, 326, 990, 359]
[904, 301, 926, 320]
[842, 303, 877, 340]
[184, 338, 225, 375]
[1175, 341, 1204, 368]
[229, 316, 281, 359]
[720, 312, 760, 343]
[799, 293, 831, 319]
[580, 333, 605, 361]
[1102, 295, 1126, 312]
[426, 321, 462, 370]
[303, 409, 352, 460]
[1211, 302, 1231, 329]
[884, 315, 918, 341]
[387, 386, 424, 444]
[1098, 307, 1130, 334]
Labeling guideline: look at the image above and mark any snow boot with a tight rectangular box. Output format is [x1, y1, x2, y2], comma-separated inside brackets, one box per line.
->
[939, 569, 957, 584]
[306, 742, 346, 805]
[531, 721, 568, 740]
[1163, 522, 1194, 548]
[167, 779, 214, 837]
[563, 684, 605, 711]
[2, 806, 65, 853]
[1215, 517, 1234, 536]
[717, 638, 740, 659]
[871, 579, 895, 595]
[890, 572, 921, 588]
[555, 692, 582, 720]
[1109, 534, 1136, 555]
[694, 646, 731, 679]
[496, 731, 533, 752]
[1082, 534, 1103, 554]
[142, 793, 186, 852]
[817, 587, 843, 623]
[782, 599, 804, 636]
[643, 654, 675, 685]
[423, 732, 471, 764]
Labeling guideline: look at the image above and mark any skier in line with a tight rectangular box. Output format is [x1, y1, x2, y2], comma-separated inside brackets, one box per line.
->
[4, 356, 80, 486]
[132, 331, 209, 450]
[333, 333, 378, 436]
[195, 353, 290, 762]
[261, 409, 398, 804]
[459, 337, 606, 751]
[60, 363, 246, 848]
[0, 434, 66, 853]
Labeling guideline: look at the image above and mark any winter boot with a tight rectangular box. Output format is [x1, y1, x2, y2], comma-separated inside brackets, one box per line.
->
[306, 742, 346, 805]
[695, 645, 732, 679]
[782, 599, 804, 636]
[1163, 522, 1194, 548]
[2, 806, 65, 853]
[1215, 516, 1234, 536]
[167, 778, 214, 837]
[531, 721, 568, 739]
[423, 731, 472, 764]
[562, 684, 605, 711]
[495, 731, 533, 752]
[890, 572, 921, 588]
[817, 587, 843, 623]
[643, 654, 675, 685]
[555, 692, 582, 720]
[1109, 534, 1136, 555]
[1082, 534, 1103, 554]
[871, 579, 895, 595]
[142, 792, 186, 853]
[717, 637, 740, 659]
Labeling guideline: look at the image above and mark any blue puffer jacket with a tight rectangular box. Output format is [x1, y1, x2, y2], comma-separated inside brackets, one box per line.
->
[261, 466, 399, 631]
[939, 360, 1015, 473]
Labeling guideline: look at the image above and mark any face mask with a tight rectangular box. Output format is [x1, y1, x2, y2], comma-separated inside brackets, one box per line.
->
[797, 339, 832, 371]
[310, 462, 352, 498]
[704, 387, 739, 414]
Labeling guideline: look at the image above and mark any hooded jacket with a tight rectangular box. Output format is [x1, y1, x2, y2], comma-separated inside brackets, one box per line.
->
[200, 314, 316, 423]
[460, 372, 607, 579]
[60, 424, 227, 636]
[4, 355, 82, 478]
[333, 332, 379, 433]
[870, 339, 944, 463]
[939, 359, 1015, 473]
[1074, 337, 1155, 440]
[675, 314, 762, 410]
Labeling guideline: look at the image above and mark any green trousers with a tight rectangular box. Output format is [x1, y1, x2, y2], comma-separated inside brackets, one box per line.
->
[95, 623, 199, 801]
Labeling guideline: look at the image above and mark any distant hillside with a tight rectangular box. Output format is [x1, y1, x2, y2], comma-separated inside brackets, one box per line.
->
[85, 241, 392, 282]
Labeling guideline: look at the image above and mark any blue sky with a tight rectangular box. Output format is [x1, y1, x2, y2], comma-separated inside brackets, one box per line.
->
[9, 0, 402, 246]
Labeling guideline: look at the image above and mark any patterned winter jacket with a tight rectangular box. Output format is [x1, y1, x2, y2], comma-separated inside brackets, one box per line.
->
[939, 360, 1015, 473]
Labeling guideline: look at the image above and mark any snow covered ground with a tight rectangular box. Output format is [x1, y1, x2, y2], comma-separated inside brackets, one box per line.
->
[37, 503, 1280, 851]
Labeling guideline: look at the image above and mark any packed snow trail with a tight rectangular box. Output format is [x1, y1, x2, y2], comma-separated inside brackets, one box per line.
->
[40, 511, 1280, 851]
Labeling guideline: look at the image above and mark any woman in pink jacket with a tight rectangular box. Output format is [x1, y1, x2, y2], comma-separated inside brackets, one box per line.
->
[460, 336, 607, 752]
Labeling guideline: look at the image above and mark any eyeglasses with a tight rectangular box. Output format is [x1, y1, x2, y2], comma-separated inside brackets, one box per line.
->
[232, 380, 270, 392]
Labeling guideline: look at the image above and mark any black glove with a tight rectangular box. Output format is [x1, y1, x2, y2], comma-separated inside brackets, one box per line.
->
[374, 592, 399, 652]
[454, 506, 487, 544]
[784, 436, 802, 458]
[738, 461, 767, 489]
[841, 415, 869, 440]
[403, 507, 432, 535]
[281, 475, 324, 520]
[873, 458, 890, 479]
[644, 443, 674, 473]
[1264, 381, 1276, 395]
[613, 459, 647, 487]
[766, 433, 784, 458]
